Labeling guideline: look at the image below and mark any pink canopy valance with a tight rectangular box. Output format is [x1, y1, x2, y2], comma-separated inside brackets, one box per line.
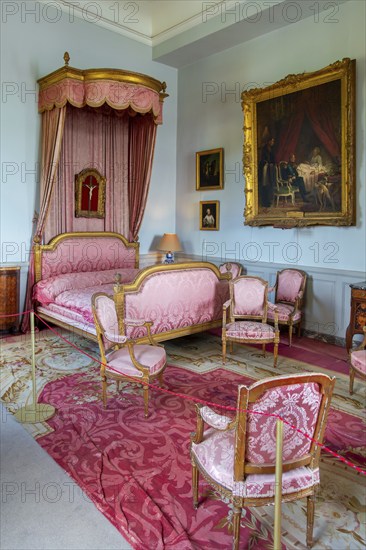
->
[38, 53, 168, 124]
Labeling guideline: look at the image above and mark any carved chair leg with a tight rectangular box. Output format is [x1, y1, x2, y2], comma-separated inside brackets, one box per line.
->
[222, 338, 227, 365]
[306, 493, 315, 548]
[232, 505, 242, 550]
[102, 376, 107, 409]
[192, 463, 199, 509]
[143, 383, 149, 418]
[158, 371, 164, 388]
[349, 367, 355, 395]
[273, 342, 278, 368]
[289, 324, 293, 347]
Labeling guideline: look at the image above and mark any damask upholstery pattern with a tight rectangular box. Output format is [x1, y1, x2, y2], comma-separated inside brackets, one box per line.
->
[40, 237, 137, 279]
[191, 428, 320, 498]
[267, 303, 301, 322]
[246, 382, 321, 463]
[276, 269, 304, 303]
[34, 268, 138, 304]
[106, 345, 166, 378]
[225, 321, 275, 340]
[231, 278, 266, 316]
[351, 350, 366, 373]
[125, 269, 229, 337]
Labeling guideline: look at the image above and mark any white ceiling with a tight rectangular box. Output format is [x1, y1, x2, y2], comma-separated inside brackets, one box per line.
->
[58, 0, 347, 68]
[60, 0, 224, 44]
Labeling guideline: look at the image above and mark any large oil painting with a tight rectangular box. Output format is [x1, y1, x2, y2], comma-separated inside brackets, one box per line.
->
[241, 58, 355, 227]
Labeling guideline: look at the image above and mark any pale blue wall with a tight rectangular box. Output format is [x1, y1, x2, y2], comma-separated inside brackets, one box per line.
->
[176, 0, 366, 273]
[0, 6, 178, 263]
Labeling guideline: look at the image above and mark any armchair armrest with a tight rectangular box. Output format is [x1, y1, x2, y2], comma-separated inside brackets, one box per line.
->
[200, 406, 233, 430]
[222, 299, 232, 329]
[104, 331, 127, 345]
[125, 318, 153, 327]
[191, 404, 235, 444]
[124, 318, 158, 346]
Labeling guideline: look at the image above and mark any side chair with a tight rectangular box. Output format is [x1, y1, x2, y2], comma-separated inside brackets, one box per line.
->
[92, 292, 167, 417]
[222, 276, 280, 368]
[267, 268, 307, 346]
[349, 325, 366, 394]
[191, 372, 336, 549]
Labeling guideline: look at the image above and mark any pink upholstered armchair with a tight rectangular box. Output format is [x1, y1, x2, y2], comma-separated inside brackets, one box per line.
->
[222, 276, 280, 368]
[267, 268, 307, 346]
[219, 262, 243, 279]
[191, 373, 335, 549]
[92, 293, 167, 417]
[349, 325, 366, 394]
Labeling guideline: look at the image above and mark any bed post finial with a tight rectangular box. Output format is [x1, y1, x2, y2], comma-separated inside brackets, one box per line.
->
[64, 52, 70, 66]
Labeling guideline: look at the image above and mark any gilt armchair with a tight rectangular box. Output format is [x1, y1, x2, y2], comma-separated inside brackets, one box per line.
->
[267, 268, 307, 346]
[349, 326, 366, 394]
[191, 373, 335, 549]
[92, 292, 167, 417]
[222, 276, 280, 368]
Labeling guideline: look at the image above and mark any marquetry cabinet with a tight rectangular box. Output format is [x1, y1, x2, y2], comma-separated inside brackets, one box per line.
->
[0, 266, 20, 332]
[346, 281, 366, 352]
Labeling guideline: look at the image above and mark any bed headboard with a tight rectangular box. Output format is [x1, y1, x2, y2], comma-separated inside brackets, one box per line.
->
[34, 232, 139, 283]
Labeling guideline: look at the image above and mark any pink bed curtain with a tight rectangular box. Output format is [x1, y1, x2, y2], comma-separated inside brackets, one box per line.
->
[44, 105, 130, 241]
[128, 115, 158, 241]
[21, 107, 66, 331]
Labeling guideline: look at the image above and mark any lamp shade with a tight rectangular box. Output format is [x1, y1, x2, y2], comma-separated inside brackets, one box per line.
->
[158, 233, 182, 252]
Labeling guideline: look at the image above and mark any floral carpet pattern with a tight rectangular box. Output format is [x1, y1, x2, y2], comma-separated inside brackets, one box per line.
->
[1, 329, 365, 549]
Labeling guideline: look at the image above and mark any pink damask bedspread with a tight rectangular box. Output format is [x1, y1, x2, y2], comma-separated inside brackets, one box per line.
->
[34, 268, 139, 325]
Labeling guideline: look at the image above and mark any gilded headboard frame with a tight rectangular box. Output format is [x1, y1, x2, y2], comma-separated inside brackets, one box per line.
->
[34, 232, 139, 284]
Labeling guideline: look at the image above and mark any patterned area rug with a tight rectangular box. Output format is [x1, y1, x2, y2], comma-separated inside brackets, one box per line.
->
[1, 330, 365, 549]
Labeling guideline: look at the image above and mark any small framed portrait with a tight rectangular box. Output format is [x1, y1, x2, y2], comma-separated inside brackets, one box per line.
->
[196, 148, 224, 190]
[200, 201, 220, 231]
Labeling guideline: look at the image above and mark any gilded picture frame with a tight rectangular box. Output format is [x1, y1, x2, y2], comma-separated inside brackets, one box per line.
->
[200, 200, 220, 230]
[75, 168, 106, 219]
[241, 58, 355, 227]
[196, 148, 224, 190]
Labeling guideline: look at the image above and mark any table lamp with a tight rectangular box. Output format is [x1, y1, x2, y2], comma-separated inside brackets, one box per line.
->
[158, 233, 182, 264]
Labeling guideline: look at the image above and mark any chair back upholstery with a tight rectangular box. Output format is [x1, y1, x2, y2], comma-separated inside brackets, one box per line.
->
[276, 269, 306, 304]
[92, 293, 122, 351]
[219, 262, 242, 279]
[234, 373, 335, 480]
[279, 160, 291, 181]
[230, 276, 268, 320]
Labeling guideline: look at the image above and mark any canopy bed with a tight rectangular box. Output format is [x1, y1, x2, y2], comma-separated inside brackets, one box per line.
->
[22, 53, 168, 331]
